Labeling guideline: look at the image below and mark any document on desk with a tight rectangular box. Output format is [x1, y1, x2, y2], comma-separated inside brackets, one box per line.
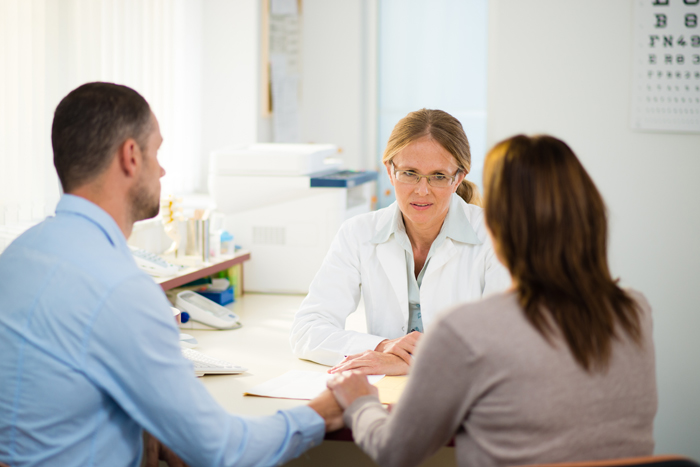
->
[374, 376, 408, 405]
[245, 370, 385, 401]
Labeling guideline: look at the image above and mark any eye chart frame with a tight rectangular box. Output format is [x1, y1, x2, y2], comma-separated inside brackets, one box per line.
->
[631, 0, 700, 133]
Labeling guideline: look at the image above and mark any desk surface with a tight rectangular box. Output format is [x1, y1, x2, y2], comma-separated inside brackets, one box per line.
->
[188, 293, 330, 416]
[186, 293, 456, 467]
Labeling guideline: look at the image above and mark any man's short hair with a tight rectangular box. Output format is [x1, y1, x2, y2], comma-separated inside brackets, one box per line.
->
[52, 82, 152, 193]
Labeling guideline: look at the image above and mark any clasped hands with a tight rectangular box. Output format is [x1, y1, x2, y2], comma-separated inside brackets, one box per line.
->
[310, 370, 385, 434]
[310, 331, 422, 433]
[145, 334, 423, 465]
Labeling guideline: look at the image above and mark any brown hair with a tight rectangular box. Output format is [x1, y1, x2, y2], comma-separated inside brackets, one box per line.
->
[483, 134, 641, 371]
[382, 109, 482, 206]
[52, 82, 152, 193]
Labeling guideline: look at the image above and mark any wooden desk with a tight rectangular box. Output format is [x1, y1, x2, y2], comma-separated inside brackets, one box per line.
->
[186, 293, 456, 467]
[155, 250, 250, 291]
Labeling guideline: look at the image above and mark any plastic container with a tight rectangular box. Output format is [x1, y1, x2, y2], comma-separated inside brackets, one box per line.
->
[196, 287, 234, 305]
[220, 231, 234, 255]
[209, 230, 222, 259]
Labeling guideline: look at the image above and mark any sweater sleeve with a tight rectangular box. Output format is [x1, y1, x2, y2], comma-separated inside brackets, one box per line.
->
[343, 311, 484, 467]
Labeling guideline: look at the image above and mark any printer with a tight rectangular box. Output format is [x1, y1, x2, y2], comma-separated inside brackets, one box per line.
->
[210, 143, 377, 294]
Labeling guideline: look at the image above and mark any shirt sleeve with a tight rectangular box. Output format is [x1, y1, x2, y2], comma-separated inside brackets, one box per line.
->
[83, 274, 324, 467]
[290, 220, 385, 366]
[342, 313, 482, 467]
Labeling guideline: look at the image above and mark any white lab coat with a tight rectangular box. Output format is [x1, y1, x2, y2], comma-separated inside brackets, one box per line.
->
[290, 194, 512, 366]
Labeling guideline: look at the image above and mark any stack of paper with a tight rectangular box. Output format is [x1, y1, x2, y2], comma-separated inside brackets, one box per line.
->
[245, 370, 385, 400]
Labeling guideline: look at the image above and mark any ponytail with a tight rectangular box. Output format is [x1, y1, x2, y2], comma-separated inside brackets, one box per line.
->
[456, 179, 482, 207]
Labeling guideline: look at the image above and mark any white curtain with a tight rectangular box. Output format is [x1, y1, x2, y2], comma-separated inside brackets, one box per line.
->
[0, 0, 202, 241]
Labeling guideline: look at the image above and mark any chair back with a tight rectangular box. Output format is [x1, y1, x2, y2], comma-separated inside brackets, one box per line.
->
[518, 455, 700, 467]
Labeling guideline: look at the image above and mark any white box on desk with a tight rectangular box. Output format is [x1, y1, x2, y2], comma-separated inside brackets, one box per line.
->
[211, 143, 341, 176]
[209, 143, 375, 294]
[216, 182, 374, 294]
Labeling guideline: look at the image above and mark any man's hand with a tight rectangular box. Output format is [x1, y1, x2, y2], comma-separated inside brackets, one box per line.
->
[328, 350, 409, 375]
[308, 389, 344, 432]
[142, 431, 190, 467]
[374, 331, 422, 364]
[327, 370, 379, 409]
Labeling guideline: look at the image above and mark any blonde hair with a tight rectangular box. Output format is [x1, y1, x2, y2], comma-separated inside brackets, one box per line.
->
[382, 108, 482, 206]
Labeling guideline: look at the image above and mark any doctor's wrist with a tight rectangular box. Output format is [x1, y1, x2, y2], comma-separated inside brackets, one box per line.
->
[374, 340, 389, 352]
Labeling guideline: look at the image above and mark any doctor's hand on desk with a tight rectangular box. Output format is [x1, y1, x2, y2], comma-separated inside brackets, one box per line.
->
[308, 389, 345, 432]
[375, 331, 422, 364]
[328, 351, 409, 376]
[328, 331, 421, 376]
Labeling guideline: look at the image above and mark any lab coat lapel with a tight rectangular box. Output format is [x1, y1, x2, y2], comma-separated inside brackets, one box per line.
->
[420, 240, 457, 330]
[376, 241, 409, 323]
[424, 239, 457, 278]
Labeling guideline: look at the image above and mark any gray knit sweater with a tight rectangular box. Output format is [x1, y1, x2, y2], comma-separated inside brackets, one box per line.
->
[344, 290, 657, 467]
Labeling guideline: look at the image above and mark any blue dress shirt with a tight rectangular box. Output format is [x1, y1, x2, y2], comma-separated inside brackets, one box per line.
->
[0, 195, 324, 467]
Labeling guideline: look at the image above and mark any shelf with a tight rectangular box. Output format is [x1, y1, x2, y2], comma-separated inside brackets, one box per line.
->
[155, 250, 251, 291]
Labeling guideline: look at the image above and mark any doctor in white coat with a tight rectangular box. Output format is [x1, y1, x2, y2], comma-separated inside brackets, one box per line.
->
[290, 109, 511, 375]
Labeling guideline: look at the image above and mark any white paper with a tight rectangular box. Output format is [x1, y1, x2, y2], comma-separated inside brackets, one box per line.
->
[270, 54, 301, 143]
[271, 0, 298, 17]
[246, 370, 385, 400]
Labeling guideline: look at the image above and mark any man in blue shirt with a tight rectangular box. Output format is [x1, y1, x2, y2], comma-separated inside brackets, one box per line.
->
[0, 82, 342, 467]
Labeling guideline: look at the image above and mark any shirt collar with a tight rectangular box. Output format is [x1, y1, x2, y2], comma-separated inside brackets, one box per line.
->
[442, 194, 481, 245]
[371, 202, 401, 244]
[55, 194, 127, 249]
[370, 194, 481, 245]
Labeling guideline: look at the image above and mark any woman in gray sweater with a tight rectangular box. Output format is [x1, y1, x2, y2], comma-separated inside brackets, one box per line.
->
[327, 134, 657, 467]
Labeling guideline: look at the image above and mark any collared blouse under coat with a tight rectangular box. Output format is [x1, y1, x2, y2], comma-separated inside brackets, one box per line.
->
[290, 194, 512, 366]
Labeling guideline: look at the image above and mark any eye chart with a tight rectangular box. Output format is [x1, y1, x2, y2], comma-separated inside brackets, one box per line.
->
[631, 0, 700, 133]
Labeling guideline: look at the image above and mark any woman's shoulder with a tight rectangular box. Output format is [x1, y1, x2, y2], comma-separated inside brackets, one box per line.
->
[622, 288, 654, 333]
[418, 292, 532, 361]
[439, 288, 652, 324]
[436, 292, 523, 336]
[624, 288, 651, 310]
[433, 288, 654, 350]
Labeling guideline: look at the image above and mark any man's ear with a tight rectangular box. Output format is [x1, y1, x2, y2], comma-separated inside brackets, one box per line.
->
[117, 138, 140, 178]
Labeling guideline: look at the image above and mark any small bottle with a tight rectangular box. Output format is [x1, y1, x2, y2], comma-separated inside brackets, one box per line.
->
[209, 229, 222, 259]
[220, 231, 234, 255]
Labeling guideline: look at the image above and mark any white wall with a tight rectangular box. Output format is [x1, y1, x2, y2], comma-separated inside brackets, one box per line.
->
[199, 0, 377, 184]
[299, 0, 377, 171]
[376, 0, 488, 208]
[488, 0, 700, 459]
[201, 0, 264, 191]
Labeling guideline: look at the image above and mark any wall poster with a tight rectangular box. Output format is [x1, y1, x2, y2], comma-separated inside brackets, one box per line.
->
[631, 0, 700, 132]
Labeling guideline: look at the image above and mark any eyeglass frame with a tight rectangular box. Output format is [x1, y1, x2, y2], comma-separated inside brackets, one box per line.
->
[390, 162, 463, 188]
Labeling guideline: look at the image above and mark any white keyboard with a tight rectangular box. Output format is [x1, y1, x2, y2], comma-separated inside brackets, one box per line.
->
[181, 348, 247, 377]
[129, 246, 184, 277]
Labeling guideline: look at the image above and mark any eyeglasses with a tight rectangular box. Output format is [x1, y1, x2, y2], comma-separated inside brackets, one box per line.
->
[391, 163, 461, 188]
